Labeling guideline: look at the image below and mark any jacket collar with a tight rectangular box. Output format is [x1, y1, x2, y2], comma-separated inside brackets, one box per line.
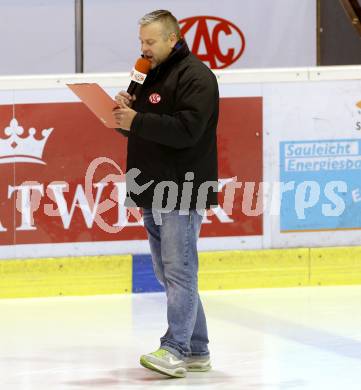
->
[149, 39, 190, 75]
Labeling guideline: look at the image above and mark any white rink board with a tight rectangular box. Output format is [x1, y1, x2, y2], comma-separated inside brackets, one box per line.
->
[0, 66, 361, 258]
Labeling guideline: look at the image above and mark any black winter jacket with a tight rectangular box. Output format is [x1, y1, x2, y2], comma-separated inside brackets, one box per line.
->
[122, 40, 219, 210]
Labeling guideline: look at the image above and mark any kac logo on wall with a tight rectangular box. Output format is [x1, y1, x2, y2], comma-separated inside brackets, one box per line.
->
[179, 16, 245, 69]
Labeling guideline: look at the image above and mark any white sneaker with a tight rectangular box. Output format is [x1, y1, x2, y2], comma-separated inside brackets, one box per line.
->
[185, 355, 211, 372]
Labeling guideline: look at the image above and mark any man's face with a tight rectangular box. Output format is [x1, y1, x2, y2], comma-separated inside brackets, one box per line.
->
[139, 22, 177, 69]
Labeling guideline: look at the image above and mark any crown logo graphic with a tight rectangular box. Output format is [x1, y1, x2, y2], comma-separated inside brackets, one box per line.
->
[0, 118, 53, 165]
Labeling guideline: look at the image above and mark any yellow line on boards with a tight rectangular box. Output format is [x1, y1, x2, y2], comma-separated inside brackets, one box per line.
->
[0, 255, 132, 299]
[1, 247, 361, 299]
[198, 247, 361, 290]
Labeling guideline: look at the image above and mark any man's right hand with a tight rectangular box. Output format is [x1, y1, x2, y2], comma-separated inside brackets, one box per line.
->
[115, 91, 136, 107]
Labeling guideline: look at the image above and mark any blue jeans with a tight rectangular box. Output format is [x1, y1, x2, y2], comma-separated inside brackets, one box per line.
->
[142, 208, 209, 359]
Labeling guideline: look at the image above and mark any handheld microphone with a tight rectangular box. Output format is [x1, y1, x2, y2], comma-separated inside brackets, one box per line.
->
[127, 57, 152, 96]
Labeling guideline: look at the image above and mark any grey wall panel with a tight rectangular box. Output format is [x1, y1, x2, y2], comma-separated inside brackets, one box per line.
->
[0, 0, 75, 76]
[83, 0, 316, 72]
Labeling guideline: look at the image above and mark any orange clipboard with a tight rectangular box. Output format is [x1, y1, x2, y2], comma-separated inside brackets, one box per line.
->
[66, 83, 119, 128]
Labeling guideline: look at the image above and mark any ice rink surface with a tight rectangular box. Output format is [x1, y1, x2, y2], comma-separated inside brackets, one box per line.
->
[0, 286, 360, 390]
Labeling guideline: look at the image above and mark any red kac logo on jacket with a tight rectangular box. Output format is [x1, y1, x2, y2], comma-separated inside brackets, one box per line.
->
[179, 16, 246, 69]
[149, 93, 161, 104]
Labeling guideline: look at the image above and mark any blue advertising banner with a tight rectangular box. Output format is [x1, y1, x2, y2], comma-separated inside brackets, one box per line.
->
[280, 139, 361, 232]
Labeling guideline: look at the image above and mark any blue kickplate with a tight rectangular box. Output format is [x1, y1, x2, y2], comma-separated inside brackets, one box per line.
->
[132, 254, 165, 293]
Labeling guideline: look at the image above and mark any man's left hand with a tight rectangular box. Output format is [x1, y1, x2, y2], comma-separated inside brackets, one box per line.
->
[113, 100, 137, 130]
